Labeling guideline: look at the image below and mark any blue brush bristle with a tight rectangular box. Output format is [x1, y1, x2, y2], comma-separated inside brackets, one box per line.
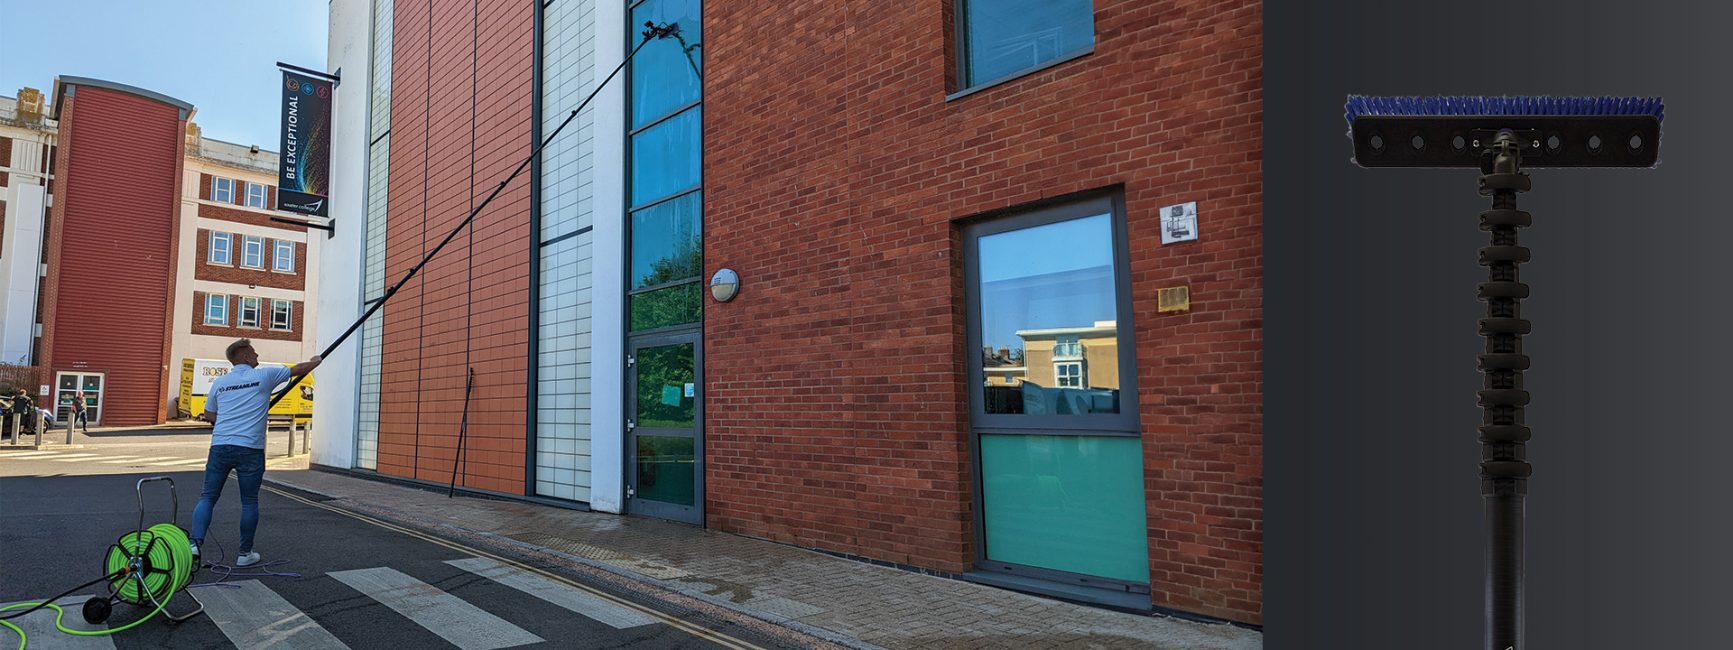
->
[1344, 95, 1665, 125]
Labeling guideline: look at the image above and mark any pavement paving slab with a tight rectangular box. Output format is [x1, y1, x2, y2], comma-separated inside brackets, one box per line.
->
[265, 468, 1264, 650]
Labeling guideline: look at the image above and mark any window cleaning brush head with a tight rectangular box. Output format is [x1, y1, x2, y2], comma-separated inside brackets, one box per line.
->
[1343, 94, 1665, 168]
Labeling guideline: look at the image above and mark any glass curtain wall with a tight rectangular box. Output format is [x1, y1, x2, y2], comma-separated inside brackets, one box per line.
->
[626, 0, 703, 521]
[628, 0, 701, 332]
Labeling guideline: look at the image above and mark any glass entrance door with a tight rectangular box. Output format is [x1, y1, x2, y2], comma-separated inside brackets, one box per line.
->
[54, 372, 103, 424]
[626, 333, 701, 524]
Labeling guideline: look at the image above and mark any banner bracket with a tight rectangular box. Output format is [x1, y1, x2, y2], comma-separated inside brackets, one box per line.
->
[271, 215, 335, 233]
[276, 61, 341, 85]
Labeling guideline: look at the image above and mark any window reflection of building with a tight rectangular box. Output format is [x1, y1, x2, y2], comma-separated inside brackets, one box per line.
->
[1017, 322, 1117, 390]
[981, 320, 1120, 415]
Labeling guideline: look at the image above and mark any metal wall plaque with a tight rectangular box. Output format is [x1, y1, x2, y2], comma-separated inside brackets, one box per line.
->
[1158, 286, 1190, 313]
[1160, 202, 1199, 244]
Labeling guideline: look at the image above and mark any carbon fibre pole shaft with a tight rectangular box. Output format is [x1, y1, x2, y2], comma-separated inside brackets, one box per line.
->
[1477, 131, 1534, 650]
[268, 24, 676, 408]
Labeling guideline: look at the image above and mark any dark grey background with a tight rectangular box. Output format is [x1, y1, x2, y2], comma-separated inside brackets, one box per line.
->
[1266, 2, 1733, 647]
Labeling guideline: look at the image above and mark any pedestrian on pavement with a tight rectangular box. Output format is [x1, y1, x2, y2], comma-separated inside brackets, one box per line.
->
[8, 389, 34, 436]
[72, 390, 89, 432]
[189, 338, 320, 567]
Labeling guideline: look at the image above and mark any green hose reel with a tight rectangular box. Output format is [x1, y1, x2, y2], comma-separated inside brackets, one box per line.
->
[0, 477, 205, 650]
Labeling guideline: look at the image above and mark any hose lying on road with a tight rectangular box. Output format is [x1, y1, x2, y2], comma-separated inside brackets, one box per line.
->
[0, 523, 195, 650]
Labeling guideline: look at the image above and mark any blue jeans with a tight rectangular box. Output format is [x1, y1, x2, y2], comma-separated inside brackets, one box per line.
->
[190, 444, 265, 553]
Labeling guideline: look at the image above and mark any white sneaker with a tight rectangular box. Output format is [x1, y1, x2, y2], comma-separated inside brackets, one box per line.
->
[236, 551, 261, 567]
[188, 543, 200, 562]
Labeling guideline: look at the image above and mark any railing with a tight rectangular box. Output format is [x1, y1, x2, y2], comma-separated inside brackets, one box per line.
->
[1052, 341, 1084, 359]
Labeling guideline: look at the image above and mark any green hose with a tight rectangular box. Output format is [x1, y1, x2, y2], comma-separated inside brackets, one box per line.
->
[0, 523, 195, 650]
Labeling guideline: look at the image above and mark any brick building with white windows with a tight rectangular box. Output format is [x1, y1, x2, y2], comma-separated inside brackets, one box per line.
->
[0, 77, 321, 426]
[176, 133, 321, 400]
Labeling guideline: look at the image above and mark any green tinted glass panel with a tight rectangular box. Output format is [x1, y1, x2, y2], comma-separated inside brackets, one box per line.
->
[636, 435, 695, 506]
[635, 342, 695, 428]
[630, 191, 702, 290]
[980, 434, 1150, 583]
[631, 0, 702, 128]
[630, 282, 701, 331]
[630, 107, 701, 206]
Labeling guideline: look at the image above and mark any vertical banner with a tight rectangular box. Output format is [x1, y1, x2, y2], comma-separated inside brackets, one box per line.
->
[277, 68, 333, 217]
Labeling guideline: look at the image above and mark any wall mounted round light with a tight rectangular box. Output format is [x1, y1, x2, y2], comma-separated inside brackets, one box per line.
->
[710, 268, 740, 302]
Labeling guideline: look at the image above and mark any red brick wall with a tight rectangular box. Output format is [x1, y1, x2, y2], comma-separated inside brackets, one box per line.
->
[377, 0, 533, 494]
[704, 0, 1262, 623]
[190, 291, 304, 341]
[198, 175, 303, 233]
[38, 85, 188, 426]
[1, 136, 9, 252]
[192, 228, 308, 290]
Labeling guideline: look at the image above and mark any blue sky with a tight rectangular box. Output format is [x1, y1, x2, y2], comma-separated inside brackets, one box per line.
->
[0, 0, 328, 148]
[978, 214, 1118, 350]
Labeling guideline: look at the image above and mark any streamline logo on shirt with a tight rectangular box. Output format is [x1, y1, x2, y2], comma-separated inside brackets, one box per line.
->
[219, 381, 261, 393]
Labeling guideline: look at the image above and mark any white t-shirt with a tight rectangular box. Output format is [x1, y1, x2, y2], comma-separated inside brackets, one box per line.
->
[207, 364, 292, 449]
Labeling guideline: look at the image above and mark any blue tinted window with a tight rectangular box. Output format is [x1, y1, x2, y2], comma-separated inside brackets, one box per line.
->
[976, 212, 1120, 414]
[961, 0, 1094, 88]
[630, 107, 701, 206]
[632, 0, 702, 128]
[631, 191, 701, 289]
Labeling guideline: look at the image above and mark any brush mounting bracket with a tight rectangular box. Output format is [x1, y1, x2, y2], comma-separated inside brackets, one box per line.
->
[1351, 116, 1659, 168]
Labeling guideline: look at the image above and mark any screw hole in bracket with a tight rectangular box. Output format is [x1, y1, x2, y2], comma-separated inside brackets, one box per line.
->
[1546, 134, 1561, 153]
[1587, 134, 1603, 154]
[1452, 134, 1467, 151]
[1628, 132, 1644, 153]
[1368, 133, 1385, 152]
[1410, 133, 1426, 151]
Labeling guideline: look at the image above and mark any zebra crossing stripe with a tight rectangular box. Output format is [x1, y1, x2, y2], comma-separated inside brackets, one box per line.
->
[191, 580, 350, 650]
[0, 451, 60, 458]
[1, 597, 115, 649]
[328, 567, 544, 650]
[47, 454, 103, 462]
[143, 458, 205, 467]
[446, 557, 657, 630]
[100, 456, 177, 464]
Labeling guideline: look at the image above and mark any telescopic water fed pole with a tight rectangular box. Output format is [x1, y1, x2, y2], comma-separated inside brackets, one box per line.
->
[267, 21, 687, 409]
[1345, 95, 1664, 650]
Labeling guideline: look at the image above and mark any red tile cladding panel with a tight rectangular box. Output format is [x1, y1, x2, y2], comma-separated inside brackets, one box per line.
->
[45, 86, 186, 425]
[375, 0, 533, 494]
[702, 0, 1262, 624]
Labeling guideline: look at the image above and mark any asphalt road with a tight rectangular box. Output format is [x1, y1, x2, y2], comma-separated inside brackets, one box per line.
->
[0, 432, 794, 650]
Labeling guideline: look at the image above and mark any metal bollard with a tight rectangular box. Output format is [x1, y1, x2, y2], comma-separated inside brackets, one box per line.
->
[6, 415, 17, 445]
[65, 413, 75, 445]
[33, 411, 43, 447]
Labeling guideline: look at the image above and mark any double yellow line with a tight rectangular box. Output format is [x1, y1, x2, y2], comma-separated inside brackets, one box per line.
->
[263, 485, 766, 650]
